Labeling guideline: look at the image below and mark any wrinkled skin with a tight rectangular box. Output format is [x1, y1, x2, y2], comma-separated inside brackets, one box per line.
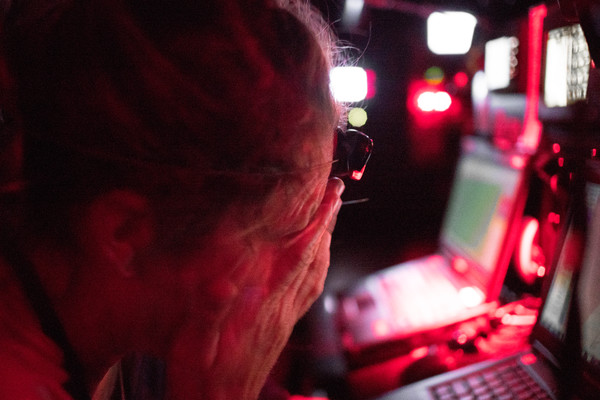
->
[165, 177, 344, 400]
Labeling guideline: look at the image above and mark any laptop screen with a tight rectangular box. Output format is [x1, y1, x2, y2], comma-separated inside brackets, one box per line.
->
[533, 167, 600, 396]
[577, 174, 600, 394]
[440, 138, 524, 275]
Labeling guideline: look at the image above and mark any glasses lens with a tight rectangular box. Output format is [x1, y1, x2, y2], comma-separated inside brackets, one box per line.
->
[331, 128, 373, 180]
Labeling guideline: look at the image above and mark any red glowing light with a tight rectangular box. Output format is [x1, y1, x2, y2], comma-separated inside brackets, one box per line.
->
[453, 71, 469, 88]
[366, 69, 377, 99]
[558, 157, 564, 167]
[417, 90, 452, 112]
[410, 346, 429, 359]
[452, 257, 469, 274]
[553, 143, 561, 153]
[548, 212, 561, 225]
[456, 333, 468, 345]
[593, 148, 598, 157]
[516, 217, 543, 285]
[550, 175, 559, 193]
[521, 4, 547, 151]
[520, 353, 538, 365]
[351, 165, 366, 181]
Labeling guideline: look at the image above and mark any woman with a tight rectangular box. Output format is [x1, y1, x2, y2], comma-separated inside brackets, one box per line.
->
[0, 0, 346, 398]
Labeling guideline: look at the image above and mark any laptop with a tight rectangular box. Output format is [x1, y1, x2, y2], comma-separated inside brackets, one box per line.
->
[336, 135, 531, 364]
[372, 161, 600, 400]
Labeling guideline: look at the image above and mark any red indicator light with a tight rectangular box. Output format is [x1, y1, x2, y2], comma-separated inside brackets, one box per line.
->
[410, 346, 429, 359]
[593, 148, 597, 157]
[453, 71, 469, 88]
[553, 143, 561, 153]
[548, 212, 561, 225]
[521, 353, 538, 365]
[558, 157, 564, 167]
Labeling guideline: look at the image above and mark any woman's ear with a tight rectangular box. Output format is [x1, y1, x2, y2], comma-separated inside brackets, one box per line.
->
[82, 190, 155, 277]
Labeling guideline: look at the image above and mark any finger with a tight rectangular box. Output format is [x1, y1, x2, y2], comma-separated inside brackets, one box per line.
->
[282, 178, 343, 268]
[295, 226, 332, 316]
[280, 178, 343, 294]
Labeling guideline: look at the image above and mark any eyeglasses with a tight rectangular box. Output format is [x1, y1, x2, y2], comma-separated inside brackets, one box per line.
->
[330, 128, 373, 181]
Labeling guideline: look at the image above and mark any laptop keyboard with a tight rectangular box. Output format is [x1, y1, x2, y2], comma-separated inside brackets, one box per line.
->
[429, 358, 553, 400]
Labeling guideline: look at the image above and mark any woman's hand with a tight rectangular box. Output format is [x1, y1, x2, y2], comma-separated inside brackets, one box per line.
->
[166, 178, 344, 400]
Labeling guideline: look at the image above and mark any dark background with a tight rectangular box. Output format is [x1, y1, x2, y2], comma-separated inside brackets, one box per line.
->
[309, 0, 548, 291]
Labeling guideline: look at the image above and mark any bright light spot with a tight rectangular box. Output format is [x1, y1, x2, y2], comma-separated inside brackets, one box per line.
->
[330, 66, 368, 103]
[452, 257, 469, 274]
[544, 32, 569, 107]
[417, 91, 452, 112]
[558, 157, 564, 167]
[537, 265, 546, 277]
[548, 211, 560, 225]
[425, 66, 444, 84]
[510, 155, 527, 169]
[372, 319, 390, 337]
[458, 286, 484, 308]
[324, 295, 337, 314]
[427, 12, 477, 55]
[343, 0, 364, 26]
[348, 107, 368, 127]
[485, 36, 518, 90]
[593, 148, 597, 157]
[471, 70, 488, 104]
[454, 71, 469, 88]
[521, 353, 538, 365]
[410, 346, 429, 359]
